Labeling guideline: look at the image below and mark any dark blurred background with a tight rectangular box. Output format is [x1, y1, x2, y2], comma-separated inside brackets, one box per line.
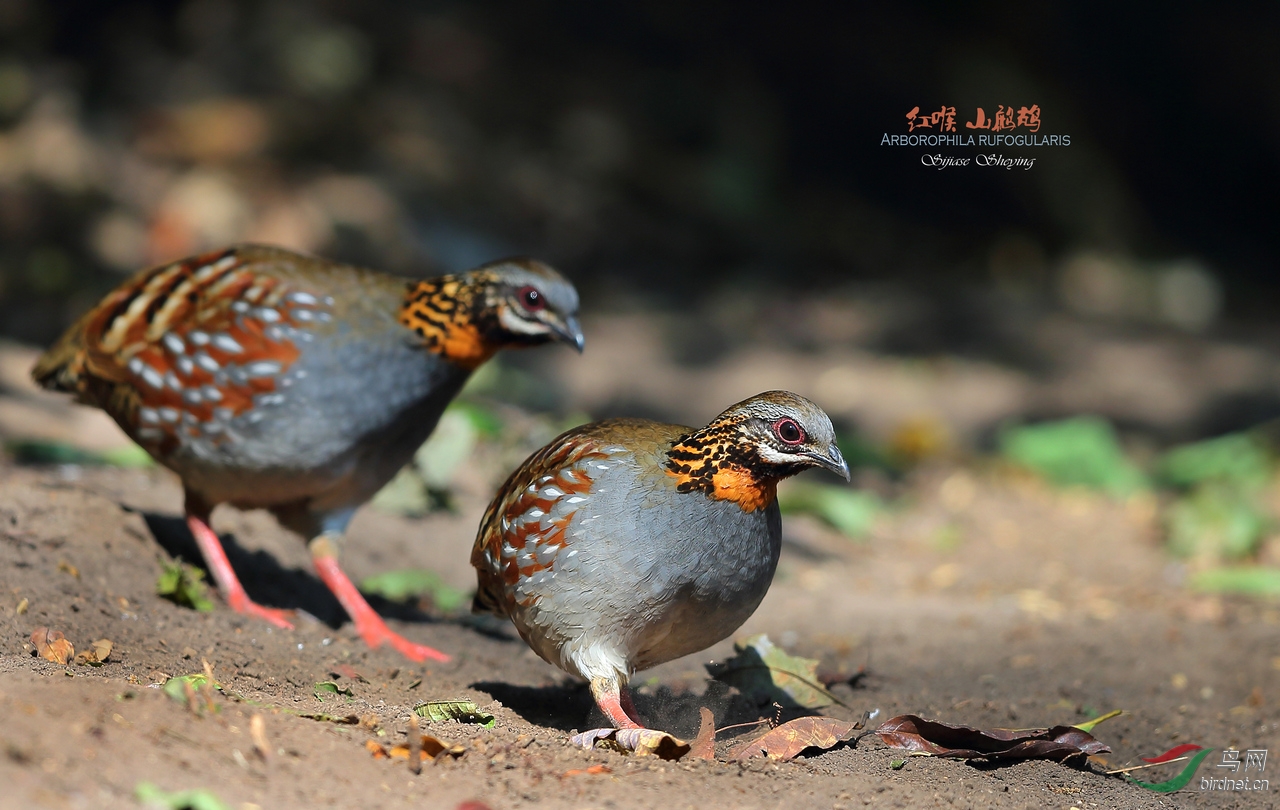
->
[1, 0, 1278, 446]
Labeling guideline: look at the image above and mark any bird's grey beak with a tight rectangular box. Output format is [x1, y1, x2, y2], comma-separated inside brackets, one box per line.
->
[552, 315, 585, 353]
[810, 444, 851, 481]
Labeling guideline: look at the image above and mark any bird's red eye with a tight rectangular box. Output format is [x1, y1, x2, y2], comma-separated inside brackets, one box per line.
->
[774, 418, 804, 445]
[518, 286, 544, 312]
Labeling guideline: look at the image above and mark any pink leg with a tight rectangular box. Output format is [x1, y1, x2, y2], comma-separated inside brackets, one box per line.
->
[310, 545, 449, 663]
[619, 686, 647, 726]
[186, 514, 295, 630]
[590, 677, 643, 729]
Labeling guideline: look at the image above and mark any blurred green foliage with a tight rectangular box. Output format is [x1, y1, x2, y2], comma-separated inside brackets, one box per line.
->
[1000, 418, 1276, 566]
[998, 417, 1147, 495]
[1191, 566, 1280, 597]
[1155, 432, 1273, 563]
[1164, 484, 1267, 561]
[360, 569, 468, 613]
[1156, 433, 1271, 490]
[135, 782, 229, 810]
[779, 481, 882, 539]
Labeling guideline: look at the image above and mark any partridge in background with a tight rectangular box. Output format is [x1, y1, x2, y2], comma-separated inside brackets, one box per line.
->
[34, 244, 584, 662]
[471, 390, 848, 739]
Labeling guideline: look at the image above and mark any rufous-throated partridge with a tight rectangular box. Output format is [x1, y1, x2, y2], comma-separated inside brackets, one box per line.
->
[34, 244, 584, 662]
[471, 390, 848, 743]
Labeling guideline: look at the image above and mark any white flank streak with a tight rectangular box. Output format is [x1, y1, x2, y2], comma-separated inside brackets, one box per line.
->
[194, 353, 220, 373]
[244, 360, 282, 378]
[212, 333, 244, 354]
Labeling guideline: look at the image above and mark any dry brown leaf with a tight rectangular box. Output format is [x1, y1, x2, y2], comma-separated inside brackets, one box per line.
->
[875, 715, 1111, 761]
[367, 735, 465, 762]
[562, 764, 612, 778]
[689, 707, 716, 760]
[75, 638, 113, 666]
[571, 728, 691, 760]
[331, 663, 368, 683]
[728, 716, 859, 761]
[31, 627, 74, 665]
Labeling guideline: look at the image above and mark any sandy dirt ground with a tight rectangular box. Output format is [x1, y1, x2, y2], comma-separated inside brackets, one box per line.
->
[0, 310, 1278, 810]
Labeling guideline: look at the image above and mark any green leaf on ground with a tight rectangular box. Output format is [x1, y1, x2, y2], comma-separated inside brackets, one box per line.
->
[1072, 709, 1122, 733]
[1191, 567, 1280, 596]
[5, 439, 154, 467]
[162, 673, 216, 703]
[1157, 433, 1272, 490]
[414, 700, 496, 727]
[359, 569, 468, 612]
[156, 560, 214, 612]
[135, 782, 229, 810]
[1165, 484, 1267, 560]
[999, 417, 1147, 495]
[97, 443, 156, 467]
[706, 634, 843, 709]
[314, 681, 354, 700]
[778, 482, 881, 538]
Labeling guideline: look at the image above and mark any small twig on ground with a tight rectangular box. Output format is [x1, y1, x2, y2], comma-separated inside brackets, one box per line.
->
[1105, 756, 1189, 775]
[407, 714, 422, 775]
[250, 713, 271, 762]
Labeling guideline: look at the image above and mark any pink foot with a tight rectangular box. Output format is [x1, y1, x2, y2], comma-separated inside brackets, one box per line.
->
[312, 554, 450, 663]
[590, 676, 643, 729]
[187, 514, 295, 630]
[225, 591, 296, 630]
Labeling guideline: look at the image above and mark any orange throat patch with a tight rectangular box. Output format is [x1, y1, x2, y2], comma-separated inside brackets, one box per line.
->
[666, 437, 779, 512]
[666, 422, 779, 512]
[398, 278, 497, 369]
[699, 465, 777, 512]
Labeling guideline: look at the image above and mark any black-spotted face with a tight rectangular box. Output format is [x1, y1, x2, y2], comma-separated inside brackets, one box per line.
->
[478, 259, 585, 351]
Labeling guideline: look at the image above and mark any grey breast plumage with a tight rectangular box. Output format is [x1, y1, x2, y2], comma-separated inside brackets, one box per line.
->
[475, 419, 782, 681]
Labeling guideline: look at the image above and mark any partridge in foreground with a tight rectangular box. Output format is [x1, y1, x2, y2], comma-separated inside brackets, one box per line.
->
[34, 244, 584, 662]
[471, 390, 848, 741]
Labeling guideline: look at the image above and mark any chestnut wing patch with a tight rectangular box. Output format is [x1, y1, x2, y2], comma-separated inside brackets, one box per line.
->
[76, 248, 333, 454]
[473, 436, 618, 611]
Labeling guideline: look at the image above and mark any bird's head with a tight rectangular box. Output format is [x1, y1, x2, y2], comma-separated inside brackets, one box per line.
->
[667, 390, 849, 511]
[400, 257, 583, 367]
[471, 258, 584, 352]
